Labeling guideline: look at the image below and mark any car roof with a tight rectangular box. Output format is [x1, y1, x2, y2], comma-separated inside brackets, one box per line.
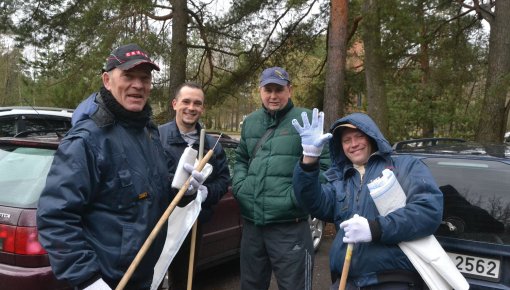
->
[0, 106, 74, 118]
[392, 138, 510, 160]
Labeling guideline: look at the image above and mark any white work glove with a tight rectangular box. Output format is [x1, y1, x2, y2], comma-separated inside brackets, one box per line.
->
[339, 214, 372, 243]
[183, 163, 206, 195]
[291, 108, 332, 157]
[197, 185, 209, 203]
[84, 278, 112, 290]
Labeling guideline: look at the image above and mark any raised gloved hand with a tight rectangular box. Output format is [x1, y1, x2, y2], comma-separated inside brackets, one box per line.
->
[84, 278, 112, 290]
[339, 214, 372, 243]
[183, 163, 206, 196]
[291, 108, 332, 157]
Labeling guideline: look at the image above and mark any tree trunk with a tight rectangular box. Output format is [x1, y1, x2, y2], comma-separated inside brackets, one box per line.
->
[361, 0, 389, 138]
[168, 0, 188, 111]
[417, 0, 433, 138]
[323, 0, 348, 129]
[476, 1, 510, 142]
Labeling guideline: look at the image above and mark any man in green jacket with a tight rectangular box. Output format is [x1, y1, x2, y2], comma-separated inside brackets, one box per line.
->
[233, 67, 329, 290]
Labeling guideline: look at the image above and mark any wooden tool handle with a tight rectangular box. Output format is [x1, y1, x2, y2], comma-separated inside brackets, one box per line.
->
[338, 243, 353, 290]
[116, 149, 214, 290]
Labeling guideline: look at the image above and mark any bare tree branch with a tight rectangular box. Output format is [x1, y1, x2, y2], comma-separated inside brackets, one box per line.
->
[455, 0, 495, 25]
[144, 11, 173, 21]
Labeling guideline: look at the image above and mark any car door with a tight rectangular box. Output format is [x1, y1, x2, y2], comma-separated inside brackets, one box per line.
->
[197, 140, 242, 269]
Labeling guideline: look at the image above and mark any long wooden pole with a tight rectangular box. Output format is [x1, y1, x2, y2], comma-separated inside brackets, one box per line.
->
[116, 149, 214, 290]
[338, 243, 353, 290]
[187, 129, 206, 290]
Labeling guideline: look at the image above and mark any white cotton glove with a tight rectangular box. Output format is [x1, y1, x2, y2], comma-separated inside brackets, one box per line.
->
[339, 214, 372, 243]
[291, 108, 332, 157]
[197, 185, 208, 203]
[183, 163, 206, 196]
[84, 278, 112, 290]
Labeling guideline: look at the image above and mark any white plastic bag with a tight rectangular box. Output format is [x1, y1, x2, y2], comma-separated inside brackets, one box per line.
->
[367, 169, 469, 290]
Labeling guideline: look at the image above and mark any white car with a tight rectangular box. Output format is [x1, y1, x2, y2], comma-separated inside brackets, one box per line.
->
[0, 106, 73, 137]
[505, 131, 510, 143]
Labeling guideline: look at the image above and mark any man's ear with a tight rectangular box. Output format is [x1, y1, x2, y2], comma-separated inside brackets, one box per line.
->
[102, 72, 111, 90]
[171, 98, 177, 110]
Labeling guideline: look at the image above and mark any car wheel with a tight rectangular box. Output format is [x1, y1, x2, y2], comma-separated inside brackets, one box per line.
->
[308, 216, 324, 252]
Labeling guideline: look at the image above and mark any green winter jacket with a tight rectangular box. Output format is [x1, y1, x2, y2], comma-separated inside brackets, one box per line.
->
[233, 100, 330, 225]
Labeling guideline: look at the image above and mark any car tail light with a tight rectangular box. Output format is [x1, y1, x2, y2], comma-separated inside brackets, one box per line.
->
[0, 224, 46, 255]
[15, 226, 47, 255]
[0, 224, 16, 252]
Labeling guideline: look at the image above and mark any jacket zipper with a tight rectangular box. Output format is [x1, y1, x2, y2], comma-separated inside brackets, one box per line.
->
[356, 172, 364, 205]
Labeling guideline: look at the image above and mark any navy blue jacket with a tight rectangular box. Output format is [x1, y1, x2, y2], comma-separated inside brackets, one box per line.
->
[293, 113, 443, 287]
[158, 121, 230, 222]
[37, 93, 171, 289]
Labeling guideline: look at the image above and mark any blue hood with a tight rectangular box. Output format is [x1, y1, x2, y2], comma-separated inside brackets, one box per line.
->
[328, 112, 392, 169]
[71, 93, 98, 126]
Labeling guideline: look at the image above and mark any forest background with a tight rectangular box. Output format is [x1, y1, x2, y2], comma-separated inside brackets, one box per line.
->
[0, 0, 509, 144]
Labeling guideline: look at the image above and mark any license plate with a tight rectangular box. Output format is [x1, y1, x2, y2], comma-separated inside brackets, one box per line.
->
[447, 252, 500, 281]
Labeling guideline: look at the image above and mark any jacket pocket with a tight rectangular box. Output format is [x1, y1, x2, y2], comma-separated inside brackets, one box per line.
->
[334, 181, 350, 222]
[116, 169, 139, 210]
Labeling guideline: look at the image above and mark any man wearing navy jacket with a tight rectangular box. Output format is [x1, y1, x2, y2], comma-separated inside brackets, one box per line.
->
[158, 82, 230, 290]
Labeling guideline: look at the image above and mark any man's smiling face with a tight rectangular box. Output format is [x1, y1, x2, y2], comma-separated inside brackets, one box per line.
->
[341, 128, 373, 166]
[172, 86, 205, 132]
[103, 64, 153, 112]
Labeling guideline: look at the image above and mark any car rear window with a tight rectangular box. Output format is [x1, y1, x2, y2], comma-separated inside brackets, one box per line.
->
[422, 157, 510, 245]
[22, 116, 71, 133]
[0, 147, 55, 208]
[0, 115, 71, 137]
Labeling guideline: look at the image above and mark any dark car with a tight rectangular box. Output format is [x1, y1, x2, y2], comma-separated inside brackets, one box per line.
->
[196, 132, 242, 269]
[393, 138, 510, 289]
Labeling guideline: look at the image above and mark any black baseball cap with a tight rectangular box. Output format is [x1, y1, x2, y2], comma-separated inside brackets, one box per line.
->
[103, 43, 160, 72]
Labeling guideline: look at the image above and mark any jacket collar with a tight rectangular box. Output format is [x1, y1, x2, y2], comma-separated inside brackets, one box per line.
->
[263, 99, 294, 125]
[324, 151, 392, 182]
[164, 120, 204, 145]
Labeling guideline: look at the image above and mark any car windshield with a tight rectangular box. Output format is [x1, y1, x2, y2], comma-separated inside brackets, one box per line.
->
[422, 157, 510, 245]
[0, 147, 55, 208]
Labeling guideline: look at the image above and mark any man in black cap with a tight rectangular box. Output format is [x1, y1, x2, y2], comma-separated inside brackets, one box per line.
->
[37, 43, 206, 290]
[233, 67, 330, 290]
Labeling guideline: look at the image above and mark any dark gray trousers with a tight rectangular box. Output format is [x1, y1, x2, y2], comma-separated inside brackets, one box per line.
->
[240, 219, 314, 290]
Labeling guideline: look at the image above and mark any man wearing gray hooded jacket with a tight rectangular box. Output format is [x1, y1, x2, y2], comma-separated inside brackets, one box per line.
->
[292, 110, 443, 290]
